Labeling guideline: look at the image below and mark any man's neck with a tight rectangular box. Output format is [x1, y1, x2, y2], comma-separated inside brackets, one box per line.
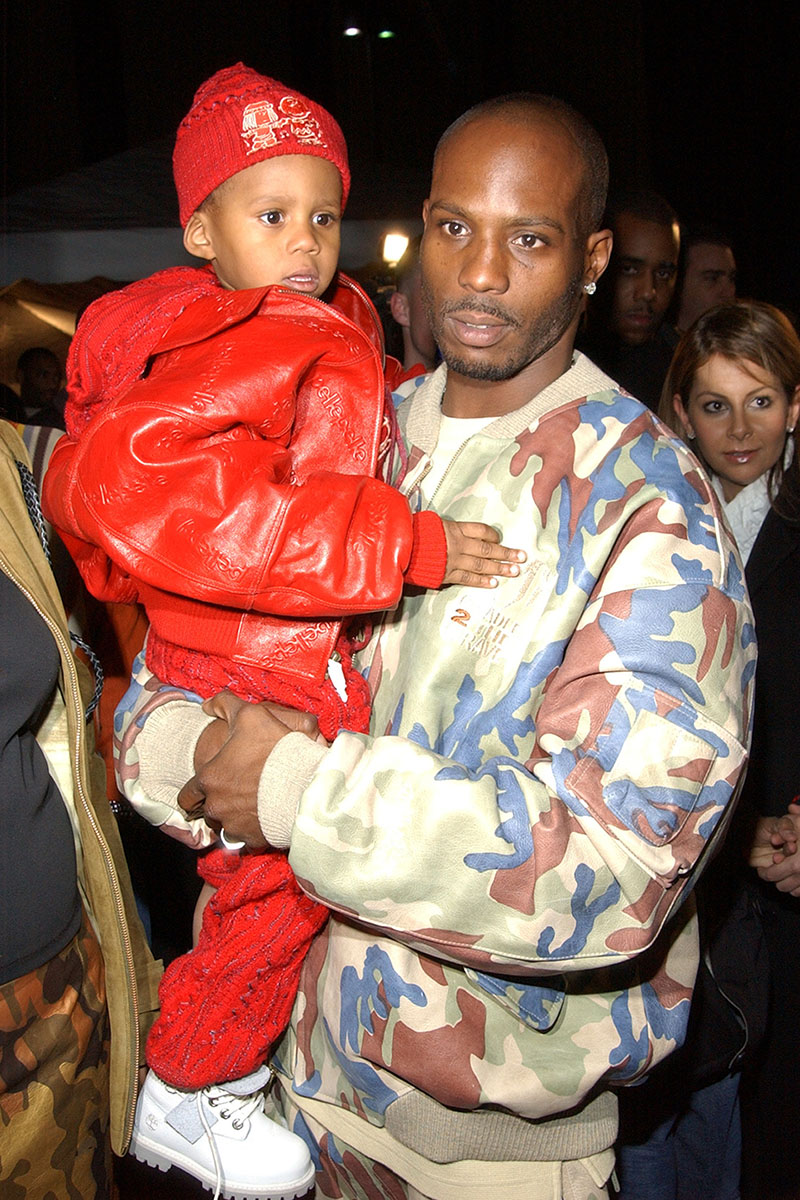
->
[441, 336, 575, 419]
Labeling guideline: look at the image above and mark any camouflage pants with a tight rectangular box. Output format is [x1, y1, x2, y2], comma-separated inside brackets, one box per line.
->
[0, 914, 111, 1199]
[271, 1084, 613, 1200]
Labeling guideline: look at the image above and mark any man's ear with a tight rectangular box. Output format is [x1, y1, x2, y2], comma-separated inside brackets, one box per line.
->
[584, 227, 613, 288]
[389, 290, 410, 328]
[183, 211, 216, 261]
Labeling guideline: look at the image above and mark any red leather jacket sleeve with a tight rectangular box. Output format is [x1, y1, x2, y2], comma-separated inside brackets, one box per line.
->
[44, 287, 415, 619]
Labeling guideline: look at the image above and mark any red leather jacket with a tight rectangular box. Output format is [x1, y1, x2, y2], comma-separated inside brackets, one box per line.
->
[44, 271, 443, 697]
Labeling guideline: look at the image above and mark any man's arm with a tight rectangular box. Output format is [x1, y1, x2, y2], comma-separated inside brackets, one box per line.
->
[186, 565, 752, 978]
[280, 507, 752, 976]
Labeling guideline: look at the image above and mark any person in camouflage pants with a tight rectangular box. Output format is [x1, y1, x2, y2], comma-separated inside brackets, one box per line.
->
[0, 420, 161, 1199]
[0, 918, 110, 1198]
[136, 94, 755, 1199]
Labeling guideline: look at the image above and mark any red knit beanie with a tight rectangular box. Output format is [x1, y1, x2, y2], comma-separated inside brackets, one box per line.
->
[173, 63, 350, 227]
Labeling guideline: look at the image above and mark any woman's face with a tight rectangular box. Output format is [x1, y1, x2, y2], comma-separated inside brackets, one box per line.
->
[674, 353, 800, 502]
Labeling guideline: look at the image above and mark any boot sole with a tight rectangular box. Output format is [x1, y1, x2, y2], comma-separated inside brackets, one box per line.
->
[129, 1129, 315, 1200]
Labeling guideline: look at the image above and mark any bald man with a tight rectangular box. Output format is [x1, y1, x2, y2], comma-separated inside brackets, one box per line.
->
[141, 94, 754, 1200]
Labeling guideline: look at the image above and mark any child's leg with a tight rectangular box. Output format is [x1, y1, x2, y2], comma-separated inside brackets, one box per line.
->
[132, 849, 324, 1199]
[146, 846, 328, 1090]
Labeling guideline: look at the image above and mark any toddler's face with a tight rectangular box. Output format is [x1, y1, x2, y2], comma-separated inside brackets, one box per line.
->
[185, 155, 341, 296]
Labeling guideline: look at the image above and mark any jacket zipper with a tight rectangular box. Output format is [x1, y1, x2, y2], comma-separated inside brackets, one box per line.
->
[424, 435, 479, 509]
[0, 552, 141, 1145]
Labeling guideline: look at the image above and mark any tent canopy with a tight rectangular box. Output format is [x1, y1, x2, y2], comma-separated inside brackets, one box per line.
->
[0, 277, 123, 389]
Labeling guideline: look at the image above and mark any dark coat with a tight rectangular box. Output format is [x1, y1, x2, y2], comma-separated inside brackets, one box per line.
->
[741, 508, 800, 819]
[739, 508, 800, 1198]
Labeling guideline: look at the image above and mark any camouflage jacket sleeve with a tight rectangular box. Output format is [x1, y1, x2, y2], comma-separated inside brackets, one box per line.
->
[114, 649, 217, 849]
[287, 391, 755, 975]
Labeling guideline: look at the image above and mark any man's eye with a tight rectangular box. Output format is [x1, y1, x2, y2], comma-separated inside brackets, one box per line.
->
[259, 211, 283, 225]
[442, 220, 467, 237]
[515, 234, 542, 250]
[656, 267, 675, 281]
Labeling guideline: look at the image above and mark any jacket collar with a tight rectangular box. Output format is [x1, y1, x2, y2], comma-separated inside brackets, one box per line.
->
[405, 352, 619, 455]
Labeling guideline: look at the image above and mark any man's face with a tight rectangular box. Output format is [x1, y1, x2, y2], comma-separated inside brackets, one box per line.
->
[678, 242, 737, 331]
[609, 212, 680, 346]
[420, 114, 597, 384]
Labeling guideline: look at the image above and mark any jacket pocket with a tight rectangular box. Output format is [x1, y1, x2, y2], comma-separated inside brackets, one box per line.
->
[465, 968, 566, 1031]
[564, 695, 747, 881]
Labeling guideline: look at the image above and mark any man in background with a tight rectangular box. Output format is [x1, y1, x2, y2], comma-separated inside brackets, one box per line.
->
[675, 225, 737, 333]
[581, 189, 680, 410]
[388, 235, 438, 380]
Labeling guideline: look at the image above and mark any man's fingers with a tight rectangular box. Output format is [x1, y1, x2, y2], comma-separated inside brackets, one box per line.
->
[177, 776, 206, 815]
[201, 689, 247, 720]
[262, 701, 320, 737]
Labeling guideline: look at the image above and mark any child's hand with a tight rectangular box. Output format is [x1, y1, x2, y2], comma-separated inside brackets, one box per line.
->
[442, 520, 526, 588]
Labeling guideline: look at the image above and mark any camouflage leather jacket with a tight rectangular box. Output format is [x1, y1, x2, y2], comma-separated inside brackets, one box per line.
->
[277, 353, 755, 1157]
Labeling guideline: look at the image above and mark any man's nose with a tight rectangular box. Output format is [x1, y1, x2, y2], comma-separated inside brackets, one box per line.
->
[458, 236, 509, 293]
[634, 270, 657, 302]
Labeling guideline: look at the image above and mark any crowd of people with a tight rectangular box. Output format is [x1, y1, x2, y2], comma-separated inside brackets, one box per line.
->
[2, 60, 799, 1200]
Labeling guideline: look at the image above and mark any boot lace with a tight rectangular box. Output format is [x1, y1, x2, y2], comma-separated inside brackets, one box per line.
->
[198, 1083, 265, 1200]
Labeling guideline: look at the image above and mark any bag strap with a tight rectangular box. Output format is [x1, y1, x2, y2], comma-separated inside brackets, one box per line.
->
[15, 458, 103, 721]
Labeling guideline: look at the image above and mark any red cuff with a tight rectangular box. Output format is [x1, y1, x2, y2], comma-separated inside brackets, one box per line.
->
[405, 510, 448, 589]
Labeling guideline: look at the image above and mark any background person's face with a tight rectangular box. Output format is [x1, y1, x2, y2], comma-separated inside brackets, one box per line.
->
[678, 243, 737, 330]
[610, 213, 679, 345]
[675, 353, 800, 501]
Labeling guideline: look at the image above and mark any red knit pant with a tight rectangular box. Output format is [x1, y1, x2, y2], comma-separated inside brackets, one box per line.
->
[145, 845, 327, 1089]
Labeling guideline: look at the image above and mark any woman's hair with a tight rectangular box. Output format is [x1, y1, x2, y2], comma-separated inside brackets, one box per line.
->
[658, 300, 800, 517]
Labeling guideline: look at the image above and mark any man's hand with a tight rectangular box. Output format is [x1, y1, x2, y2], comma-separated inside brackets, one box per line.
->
[442, 520, 526, 588]
[177, 692, 321, 849]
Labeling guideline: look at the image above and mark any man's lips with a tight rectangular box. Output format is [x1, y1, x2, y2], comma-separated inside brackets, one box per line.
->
[622, 310, 655, 327]
[444, 310, 514, 348]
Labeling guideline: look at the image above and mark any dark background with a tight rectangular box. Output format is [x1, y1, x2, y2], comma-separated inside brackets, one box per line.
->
[3, 0, 799, 309]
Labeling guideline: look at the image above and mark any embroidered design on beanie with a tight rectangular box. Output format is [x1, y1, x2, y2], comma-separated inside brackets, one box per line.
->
[172, 62, 350, 226]
[241, 95, 327, 155]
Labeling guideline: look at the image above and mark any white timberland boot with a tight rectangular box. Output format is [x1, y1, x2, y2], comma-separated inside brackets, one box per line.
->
[129, 1066, 314, 1200]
